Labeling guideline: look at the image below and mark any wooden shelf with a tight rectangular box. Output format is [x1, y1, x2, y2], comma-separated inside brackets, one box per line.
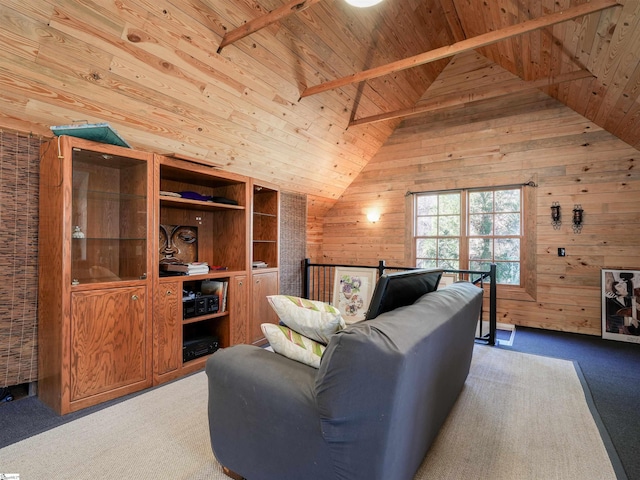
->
[160, 196, 245, 211]
[183, 311, 228, 325]
[154, 155, 250, 386]
[250, 184, 280, 345]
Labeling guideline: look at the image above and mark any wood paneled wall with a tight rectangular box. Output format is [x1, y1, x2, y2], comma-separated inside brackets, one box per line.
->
[306, 195, 336, 264]
[0, 130, 40, 387]
[318, 53, 640, 336]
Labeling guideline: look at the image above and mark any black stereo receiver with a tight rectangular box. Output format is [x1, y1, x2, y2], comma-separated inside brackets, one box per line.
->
[183, 336, 219, 363]
[183, 294, 219, 319]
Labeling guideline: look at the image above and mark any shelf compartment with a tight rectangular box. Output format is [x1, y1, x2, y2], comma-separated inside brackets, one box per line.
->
[71, 238, 147, 284]
[183, 317, 227, 363]
[183, 311, 227, 325]
[160, 196, 245, 211]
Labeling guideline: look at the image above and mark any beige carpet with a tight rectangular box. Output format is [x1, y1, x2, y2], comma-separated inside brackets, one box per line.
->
[0, 346, 618, 480]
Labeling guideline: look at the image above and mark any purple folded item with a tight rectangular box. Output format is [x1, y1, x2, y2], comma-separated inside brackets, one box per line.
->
[178, 191, 239, 205]
[179, 191, 212, 201]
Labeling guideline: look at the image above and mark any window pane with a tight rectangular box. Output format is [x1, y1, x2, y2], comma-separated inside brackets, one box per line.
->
[417, 258, 437, 269]
[416, 238, 437, 258]
[438, 215, 460, 236]
[469, 191, 493, 213]
[438, 238, 459, 260]
[439, 193, 460, 215]
[469, 214, 493, 235]
[495, 238, 520, 261]
[416, 216, 437, 236]
[496, 262, 520, 285]
[414, 187, 522, 287]
[495, 213, 520, 235]
[469, 238, 492, 260]
[439, 259, 459, 270]
[470, 260, 491, 272]
[495, 189, 519, 212]
[417, 195, 437, 215]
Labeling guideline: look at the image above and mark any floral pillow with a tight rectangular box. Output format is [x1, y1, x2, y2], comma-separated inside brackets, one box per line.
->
[261, 324, 326, 368]
[266, 295, 345, 344]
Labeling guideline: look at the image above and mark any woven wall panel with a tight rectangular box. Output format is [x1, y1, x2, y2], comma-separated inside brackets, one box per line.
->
[0, 131, 41, 387]
[279, 192, 307, 297]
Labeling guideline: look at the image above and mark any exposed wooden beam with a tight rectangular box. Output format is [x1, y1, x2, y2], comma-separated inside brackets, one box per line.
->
[301, 0, 620, 98]
[349, 70, 595, 127]
[217, 0, 324, 53]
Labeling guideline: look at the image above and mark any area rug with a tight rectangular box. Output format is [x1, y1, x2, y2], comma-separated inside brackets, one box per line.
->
[0, 346, 622, 480]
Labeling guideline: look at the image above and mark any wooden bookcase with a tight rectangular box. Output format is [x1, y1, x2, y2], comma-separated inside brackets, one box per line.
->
[38, 141, 280, 409]
[38, 136, 154, 414]
[249, 184, 280, 345]
[152, 156, 251, 384]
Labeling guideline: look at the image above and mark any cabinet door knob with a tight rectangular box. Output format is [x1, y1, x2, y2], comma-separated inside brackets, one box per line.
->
[131, 294, 139, 301]
[166, 290, 173, 296]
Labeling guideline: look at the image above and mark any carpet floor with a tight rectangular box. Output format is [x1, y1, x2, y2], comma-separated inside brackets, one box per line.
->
[0, 344, 622, 480]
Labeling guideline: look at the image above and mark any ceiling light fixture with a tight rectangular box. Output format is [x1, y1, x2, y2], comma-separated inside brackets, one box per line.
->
[344, 0, 383, 7]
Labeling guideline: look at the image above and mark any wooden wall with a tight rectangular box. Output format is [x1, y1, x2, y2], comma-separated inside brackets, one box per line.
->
[317, 53, 640, 336]
[307, 195, 336, 264]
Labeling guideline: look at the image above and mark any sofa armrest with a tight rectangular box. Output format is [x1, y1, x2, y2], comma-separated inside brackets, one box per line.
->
[206, 345, 334, 480]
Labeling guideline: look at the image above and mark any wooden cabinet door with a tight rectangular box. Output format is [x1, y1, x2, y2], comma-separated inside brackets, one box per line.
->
[250, 271, 279, 344]
[70, 286, 149, 402]
[153, 281, 182, 378]
[230, 275, 248, 346]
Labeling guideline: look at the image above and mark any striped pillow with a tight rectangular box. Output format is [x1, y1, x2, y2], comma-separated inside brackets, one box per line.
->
[266, 295, 345, 344]
[261, 323, 326, 368]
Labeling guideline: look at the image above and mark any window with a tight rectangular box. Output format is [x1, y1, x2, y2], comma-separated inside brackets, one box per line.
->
[414, 187, 523, 285]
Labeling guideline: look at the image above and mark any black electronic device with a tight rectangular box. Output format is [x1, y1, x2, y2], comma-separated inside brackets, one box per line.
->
[183, 336, 219, 363]
[183, 294, 219, 319]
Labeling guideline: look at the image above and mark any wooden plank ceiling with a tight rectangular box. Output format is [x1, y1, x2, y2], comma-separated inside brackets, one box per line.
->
[0, 0, 638, 201]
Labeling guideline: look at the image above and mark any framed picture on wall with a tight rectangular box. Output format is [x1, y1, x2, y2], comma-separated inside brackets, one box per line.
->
[601, 269, 640, 344]
[438, 273, 457, 289]
[333, 267, 377, 324]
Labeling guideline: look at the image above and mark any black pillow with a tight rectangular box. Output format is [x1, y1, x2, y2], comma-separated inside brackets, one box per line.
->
[365, 269, 443, 320]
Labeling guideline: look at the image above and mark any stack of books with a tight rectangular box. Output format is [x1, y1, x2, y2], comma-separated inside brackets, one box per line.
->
[186, 262, 209, 275]
[252, 261, 268, 269]
[160, 262, 210, 275]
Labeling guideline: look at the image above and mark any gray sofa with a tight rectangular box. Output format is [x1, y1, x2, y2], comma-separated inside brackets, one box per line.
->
[206, 280, 483, 480]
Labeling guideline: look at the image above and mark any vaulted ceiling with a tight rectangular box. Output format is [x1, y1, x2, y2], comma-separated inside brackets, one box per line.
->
[0, 0, 638, 200]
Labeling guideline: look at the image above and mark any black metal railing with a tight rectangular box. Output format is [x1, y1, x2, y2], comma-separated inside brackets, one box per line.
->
[302, 259, 497, 345]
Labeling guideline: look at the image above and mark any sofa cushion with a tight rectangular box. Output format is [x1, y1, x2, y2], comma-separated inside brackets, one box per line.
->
[266, 295, 346, 344]
[261, 323, 326, 368]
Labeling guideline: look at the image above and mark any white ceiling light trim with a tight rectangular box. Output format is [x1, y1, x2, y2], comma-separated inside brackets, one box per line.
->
[344, 0, 383, 7]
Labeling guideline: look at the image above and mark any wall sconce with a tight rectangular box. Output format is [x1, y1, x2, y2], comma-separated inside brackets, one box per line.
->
[572, 204, 584, 233]
[367, 211, 381, 223]
[550, 202, 561, 229]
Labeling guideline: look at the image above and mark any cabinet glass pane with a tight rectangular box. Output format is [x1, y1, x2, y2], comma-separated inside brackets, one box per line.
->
[71, 149, 147, 284]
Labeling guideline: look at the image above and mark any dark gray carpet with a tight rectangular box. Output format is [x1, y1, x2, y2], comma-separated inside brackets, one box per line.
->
[501, 327, 640, 480]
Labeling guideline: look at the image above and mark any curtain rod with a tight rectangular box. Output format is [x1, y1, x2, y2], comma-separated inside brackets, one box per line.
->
[405, 181, 537, 197]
